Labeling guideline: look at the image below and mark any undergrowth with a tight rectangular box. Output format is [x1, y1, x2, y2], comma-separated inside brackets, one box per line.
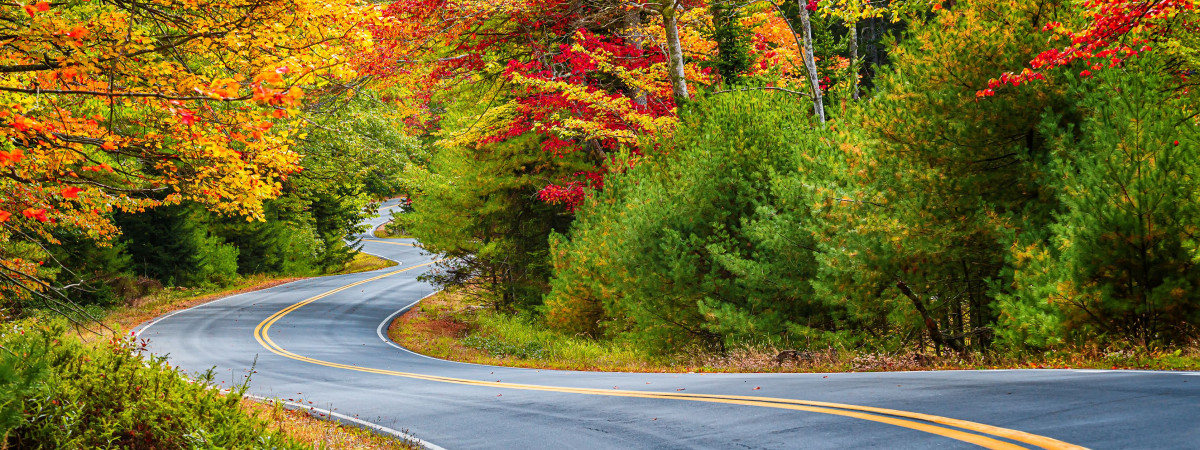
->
[0, 319, 304, 448]
[391, 288, 666, 372]
[6, 251, 411, 449]
[392, 288, 1200, 373]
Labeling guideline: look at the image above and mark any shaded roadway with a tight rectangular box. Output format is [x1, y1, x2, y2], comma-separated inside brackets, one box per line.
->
[137, 200, 1200, 449]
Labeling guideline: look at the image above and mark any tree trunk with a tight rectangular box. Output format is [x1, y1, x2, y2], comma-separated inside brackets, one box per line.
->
[662, 3, 690, 103]
[848, 20, 859, 100]
[797, 2, 826, 124]
[625, 8, 648, 106]
[896, 280, 962, 352]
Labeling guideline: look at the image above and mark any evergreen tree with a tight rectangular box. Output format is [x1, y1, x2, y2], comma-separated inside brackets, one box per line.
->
[116, 204, 238, 287]
[401, 133, 584, 310]
[996, 57, 1200, 348]
[704, 2, 754, 84]
[814, 0, 1074, 352]
[546, 91, 836, 352]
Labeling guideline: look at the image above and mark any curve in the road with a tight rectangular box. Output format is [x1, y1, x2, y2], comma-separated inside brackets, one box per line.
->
[138, 200, 1200, 449]
[251, 260, 1083, 450]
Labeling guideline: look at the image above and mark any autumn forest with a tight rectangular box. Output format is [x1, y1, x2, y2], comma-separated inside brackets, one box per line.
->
[1, 0, 1198, 445]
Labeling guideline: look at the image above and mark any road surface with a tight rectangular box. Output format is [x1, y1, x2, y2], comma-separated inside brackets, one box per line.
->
[138, 199, 1200, 449]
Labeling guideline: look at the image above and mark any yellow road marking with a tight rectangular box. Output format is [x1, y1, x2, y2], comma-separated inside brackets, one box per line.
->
[254, 262, 1086, 450]
[363, 239, 417, 247]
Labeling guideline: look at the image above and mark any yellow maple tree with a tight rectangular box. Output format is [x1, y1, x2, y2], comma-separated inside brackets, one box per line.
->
[0, 0, 380, 305]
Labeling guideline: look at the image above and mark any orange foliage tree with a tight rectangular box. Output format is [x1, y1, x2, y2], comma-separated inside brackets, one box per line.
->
[0, 0, 380, 308]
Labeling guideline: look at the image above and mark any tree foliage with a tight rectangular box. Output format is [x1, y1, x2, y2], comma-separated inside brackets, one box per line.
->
[997, 56, 1200, 348]
[545, 91, 835, 351]
[541, 0, 1200, 354]
[0, 0, 380, 305]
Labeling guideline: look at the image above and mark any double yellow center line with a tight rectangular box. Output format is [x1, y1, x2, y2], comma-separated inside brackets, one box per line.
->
[253, 262, 1085, 450]
[361, 238, 417, 247]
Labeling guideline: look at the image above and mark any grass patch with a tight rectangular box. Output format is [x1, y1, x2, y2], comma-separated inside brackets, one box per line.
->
[240, 398, 419, 449]
[342, 251, 400, 273]
[390, 288, 1200, 373]
[373, 221, 413, 239]
[390, 287, 668, 372]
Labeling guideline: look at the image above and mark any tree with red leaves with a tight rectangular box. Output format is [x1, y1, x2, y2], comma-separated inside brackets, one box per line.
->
[369, 0, 705, 211]
[984, 0, 1199, 94]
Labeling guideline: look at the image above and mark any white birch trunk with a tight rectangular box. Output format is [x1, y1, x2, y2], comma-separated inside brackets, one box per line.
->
[662, 3, 690, 103]
[798, 3, 826, 123]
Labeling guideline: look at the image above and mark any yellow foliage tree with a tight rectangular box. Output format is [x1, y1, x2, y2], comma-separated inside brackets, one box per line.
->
[0, 0, 380, 306]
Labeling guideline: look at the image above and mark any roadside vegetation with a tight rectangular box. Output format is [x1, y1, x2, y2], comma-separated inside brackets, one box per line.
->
[392, 287, 667, 372]
[375, 222, 409, 239]
[3, 0, 1200, 445]
[394, 288, 1200, 373]
[3, 253, 406, 449]
[0, 318, 418, 449]
[392, 0, 1200, 372]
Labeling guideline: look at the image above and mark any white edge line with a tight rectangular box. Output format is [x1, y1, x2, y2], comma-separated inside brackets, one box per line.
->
[133, 278, 307, 339]
[244, 394, 447, 450]
[375, 289, 501, 368]
[133, 228, 446, 450]
[145, 362, 449, 450]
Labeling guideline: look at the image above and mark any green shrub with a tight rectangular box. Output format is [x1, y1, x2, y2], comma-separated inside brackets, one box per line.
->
[117, 203, 240, 287]
[1, 320, 303, 449]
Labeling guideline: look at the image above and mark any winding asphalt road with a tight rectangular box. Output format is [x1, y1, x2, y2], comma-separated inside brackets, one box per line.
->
[137, 200, 1200, 449]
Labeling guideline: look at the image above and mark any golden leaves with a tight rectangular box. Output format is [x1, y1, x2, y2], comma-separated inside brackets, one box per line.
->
[0, 0, 379, 300]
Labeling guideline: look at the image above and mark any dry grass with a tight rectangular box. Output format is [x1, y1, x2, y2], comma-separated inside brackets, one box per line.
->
[388, 289, 486, 363]
[240, 398, 420, 449]
[388, 288, 912, 373]
[342, 251, 399, 273]
[389, 287, 671, 372]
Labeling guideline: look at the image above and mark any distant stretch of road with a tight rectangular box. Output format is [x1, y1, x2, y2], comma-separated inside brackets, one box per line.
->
[138, 199, 1200, 449]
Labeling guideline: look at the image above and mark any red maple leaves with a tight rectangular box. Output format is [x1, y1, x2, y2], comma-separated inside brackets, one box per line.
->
[982, 0, 1194, 95]
[501, 30, 675, 210]
[22, 1, 50, 18]
[371, 0, 681, 212]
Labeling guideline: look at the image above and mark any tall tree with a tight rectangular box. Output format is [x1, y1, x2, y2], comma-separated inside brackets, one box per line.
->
[797, 0, 826, 123]
[0, 0, 378, 306]
[815, 0, 1073, 353]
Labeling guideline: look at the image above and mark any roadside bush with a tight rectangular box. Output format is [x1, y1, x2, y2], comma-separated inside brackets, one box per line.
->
[1, 320, 303, 449]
